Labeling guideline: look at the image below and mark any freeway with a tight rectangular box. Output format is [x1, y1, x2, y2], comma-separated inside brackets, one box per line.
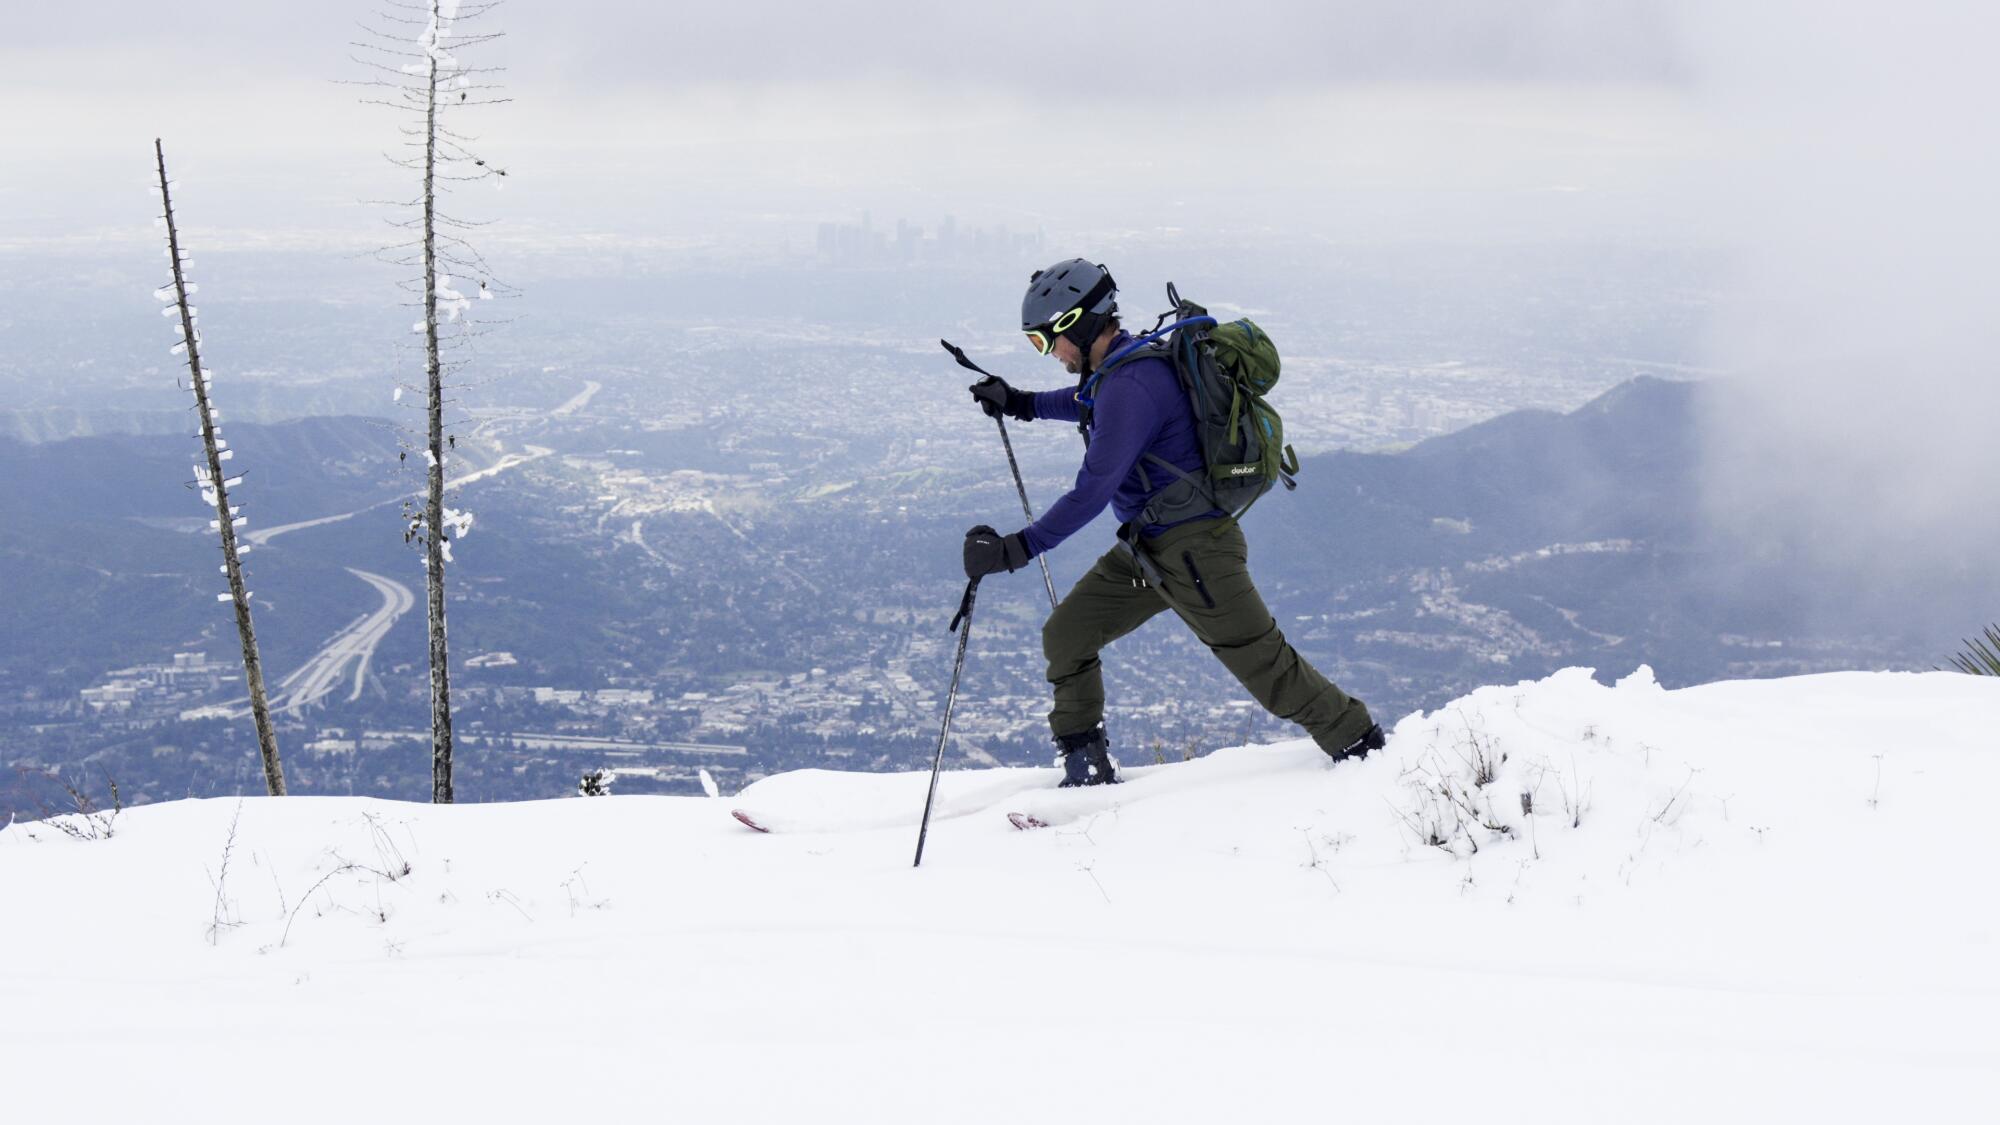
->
[549, 380, 602, 417]
[266, 568, 415, 716]
[244, 445, 552, 547]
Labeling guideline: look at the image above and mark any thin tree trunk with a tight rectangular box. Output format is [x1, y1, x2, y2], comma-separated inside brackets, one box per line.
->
[155, 138, 287, 797]
[421, 18, 455, 804]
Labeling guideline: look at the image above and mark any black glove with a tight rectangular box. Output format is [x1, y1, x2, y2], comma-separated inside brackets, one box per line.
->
[969, 376, 1035, 422]
[963, 525, 1031, 579]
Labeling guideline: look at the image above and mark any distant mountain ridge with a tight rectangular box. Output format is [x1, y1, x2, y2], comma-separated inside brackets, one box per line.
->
[0, 414, 412, 528]
[0, 406, 192, 446]
[1273, 376, 1699, 576]
[0, 415, 422, 688]
[1244, 375, 1978, 706]
[2, 381, 1982, 803]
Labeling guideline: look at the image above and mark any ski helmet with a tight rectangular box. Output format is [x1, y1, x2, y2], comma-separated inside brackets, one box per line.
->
[1021, 258, 1117, 360]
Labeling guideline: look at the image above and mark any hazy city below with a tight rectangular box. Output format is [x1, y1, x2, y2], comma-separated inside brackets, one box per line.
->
[16, 224, 1980, 814]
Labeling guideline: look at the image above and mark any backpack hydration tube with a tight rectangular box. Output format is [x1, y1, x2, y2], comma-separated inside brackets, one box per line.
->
[1086, 283, 1300, 531]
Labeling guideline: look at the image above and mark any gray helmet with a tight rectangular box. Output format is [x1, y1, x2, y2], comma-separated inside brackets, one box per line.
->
[1021, 258, 1117, 359]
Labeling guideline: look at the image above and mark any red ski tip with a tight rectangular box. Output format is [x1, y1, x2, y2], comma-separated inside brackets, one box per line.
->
[1007, 812, 1049, 831]
[731, 809, 770, 833]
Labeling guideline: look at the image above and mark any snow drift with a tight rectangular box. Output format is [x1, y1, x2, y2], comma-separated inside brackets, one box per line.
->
[4, 668, 1996, 1122]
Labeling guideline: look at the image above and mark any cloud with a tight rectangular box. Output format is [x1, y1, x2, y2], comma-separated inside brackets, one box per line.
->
[1688, 0, 2000, 630]
[0, 0, 1709, 243]
[10, 1, 1689, 92]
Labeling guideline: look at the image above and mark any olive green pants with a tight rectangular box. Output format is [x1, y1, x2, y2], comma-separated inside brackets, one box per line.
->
[1041, 519, 1373, 758]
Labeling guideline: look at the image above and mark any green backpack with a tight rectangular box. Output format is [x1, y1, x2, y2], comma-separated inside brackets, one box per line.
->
[1092, 283, 1300, 529]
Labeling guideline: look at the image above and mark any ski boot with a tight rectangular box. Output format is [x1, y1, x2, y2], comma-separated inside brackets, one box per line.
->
[1326, 722, 1386, 764]
[1055, 726, 1120, 788]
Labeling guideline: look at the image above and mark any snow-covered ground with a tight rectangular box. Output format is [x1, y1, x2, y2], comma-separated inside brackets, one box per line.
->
[5, 668, 1997, 1122]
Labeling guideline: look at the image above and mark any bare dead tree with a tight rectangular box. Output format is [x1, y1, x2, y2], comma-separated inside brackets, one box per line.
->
[153, 139, 287, 797]
[349, 0, 513, 802]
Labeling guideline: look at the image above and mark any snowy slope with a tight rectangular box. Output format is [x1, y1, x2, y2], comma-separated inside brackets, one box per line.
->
[4, 668, 1997, 1123]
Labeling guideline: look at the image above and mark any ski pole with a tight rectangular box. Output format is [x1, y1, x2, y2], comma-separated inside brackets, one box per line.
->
[914, 577, 979, 868]
[990, 415, 1058, 611]
[939, 340, 1059, 613]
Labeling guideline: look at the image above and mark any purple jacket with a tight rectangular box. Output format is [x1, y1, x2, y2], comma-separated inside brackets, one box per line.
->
[1019, 333, 1219, 558]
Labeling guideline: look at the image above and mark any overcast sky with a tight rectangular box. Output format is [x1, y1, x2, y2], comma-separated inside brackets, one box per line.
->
[9, 1, 1690, 91]
[4, 0, 1995, 608]
[1, 0, 1708, 245]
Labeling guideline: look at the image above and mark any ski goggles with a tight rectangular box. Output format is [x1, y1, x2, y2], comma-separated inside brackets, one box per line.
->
[1025, 306, 1084, 355]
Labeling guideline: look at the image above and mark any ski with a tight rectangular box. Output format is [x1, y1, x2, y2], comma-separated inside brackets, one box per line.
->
[745, 807, 1055, 833]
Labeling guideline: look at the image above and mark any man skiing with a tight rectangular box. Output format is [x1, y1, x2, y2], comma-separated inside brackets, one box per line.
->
[963, 258, 1384, 787]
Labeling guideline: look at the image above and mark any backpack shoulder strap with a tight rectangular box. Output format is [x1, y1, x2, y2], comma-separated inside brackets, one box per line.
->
[1080, 339, 1170, 401]
[1074, 338, 1174, 441]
